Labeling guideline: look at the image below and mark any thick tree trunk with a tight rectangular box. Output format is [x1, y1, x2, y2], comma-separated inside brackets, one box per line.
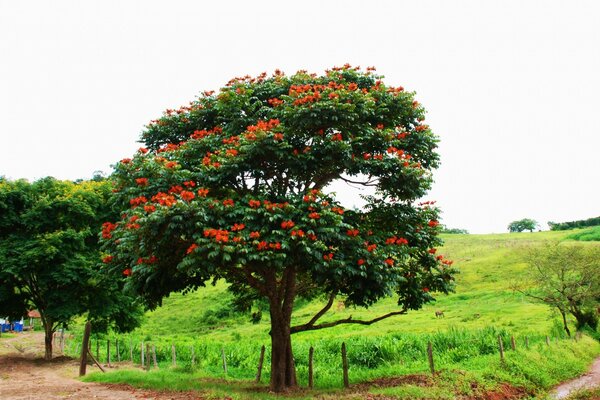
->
[44, 324, 53, 360]
[269, 315, 297, 391]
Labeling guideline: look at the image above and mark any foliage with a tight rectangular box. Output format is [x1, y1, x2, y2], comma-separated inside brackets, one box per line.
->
[101, 65, 457, 390]
[0, 177, 142, 358]
[440, 226, 468, 234]
[508, 218, 538, 233]
[567, 226, 600, 242]
[515, 243, 600, 335]
[549, 216, 600, 231]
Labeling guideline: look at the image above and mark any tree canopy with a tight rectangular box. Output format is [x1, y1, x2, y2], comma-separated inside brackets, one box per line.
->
[508, 218, 538, 232]
[101, 65, 456, 391]
[0, 177, 142, 359]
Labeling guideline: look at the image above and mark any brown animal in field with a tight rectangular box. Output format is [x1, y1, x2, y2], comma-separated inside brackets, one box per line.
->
[435, 310, 445, 318]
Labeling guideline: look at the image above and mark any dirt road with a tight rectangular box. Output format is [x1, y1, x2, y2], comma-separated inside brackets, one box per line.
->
[552, 356, 600, 399]
[0, 332, 204, 399]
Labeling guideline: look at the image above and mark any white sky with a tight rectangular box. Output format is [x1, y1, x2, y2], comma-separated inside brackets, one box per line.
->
[1, 0, 599, 234]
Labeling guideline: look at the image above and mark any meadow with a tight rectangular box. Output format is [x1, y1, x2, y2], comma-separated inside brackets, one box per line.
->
[69, 230, 600, 399]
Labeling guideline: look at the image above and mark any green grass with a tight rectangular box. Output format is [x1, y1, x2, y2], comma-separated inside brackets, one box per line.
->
[567, 226, 600, 241]
[70, 230, 600, 399]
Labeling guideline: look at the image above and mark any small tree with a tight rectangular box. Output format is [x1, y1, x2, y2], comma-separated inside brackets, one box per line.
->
[0, 178, 142, 359]
[508, 218, 538, 233]
[516, 243, 600, 336]
[101, 66, 457, 392]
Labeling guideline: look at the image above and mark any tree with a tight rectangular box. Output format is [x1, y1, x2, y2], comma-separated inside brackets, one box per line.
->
[516, 243, 600, 336]
[508, 218, 538, 232]
[0, 177, 142, 359]
[101, 65, 457, 392]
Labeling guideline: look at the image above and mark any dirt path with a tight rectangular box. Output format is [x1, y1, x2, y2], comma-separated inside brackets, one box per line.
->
[552, 357, 600, 399]
[0, 332, 205, 399]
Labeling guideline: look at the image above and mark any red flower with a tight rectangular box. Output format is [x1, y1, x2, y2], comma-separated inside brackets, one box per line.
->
[152, 192, 177, 207]
[138, 147, 148, 154]
[122, 268, 132, 276]
[186, 243, 198, 254]
[309, 212, 320, 219]
[249, 231, 261, 239]
[384, 258, 394, 266]
[183, 181, 196, 187]
[273, 133, 284, 141]
[428, 220, 439, 228]
[102, 255, 113, 263]
[144, 205, 156, 213]
[423, 287, 430, 292]
[366, 243, 377, 252]
[121, 158, 132, 164]
[357, 259, 365, 266]
[331, 207, 344, 215]
[291, 229, 305, 237]
[197, 188, 209, 197]
[376, 124, 384, 130]
[101, 222, 117, 239]
[223, 199, 234, 207]
[169, 185, 183, 194]
[307, 233, 317, 241]
[180, 190, 195, 201]
[136, 178, 148, 186]
[232, 223, 245, 231]
[226, 148, 239, 157]
[129, 196, 148, 207]
[331, 133, 343, 141]
[248, 199, 261, 208]
[165, 161, 178, 169]
[428, 248, 437, 254]
[269, 242, 281, 250]
[347, 229, 359, 237]
[281, 220, 295, 229]
[323, 253, 334, 261]
[257, 241, 268, 250]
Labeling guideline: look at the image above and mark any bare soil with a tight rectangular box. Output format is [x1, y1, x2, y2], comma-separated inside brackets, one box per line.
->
[0, 331, 206, 399]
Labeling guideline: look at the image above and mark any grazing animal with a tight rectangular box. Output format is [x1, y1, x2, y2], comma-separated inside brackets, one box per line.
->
[435, 310, 445, 318]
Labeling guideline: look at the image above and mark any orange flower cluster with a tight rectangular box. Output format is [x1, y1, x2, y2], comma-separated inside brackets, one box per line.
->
[428, 220, 439, 228]
[121, 158, 132, 164]
[186, 243, 198, 254]
[384, 258, 395, 266]
[180, 190, 195, 201]
[308, 212, 320, 219]
[222, 135, 239, 145]
[357, 259, 365, 266]
[102, 255, 113, 263]
[247, 119, 280, 133]
[263, 200, 289, 212]
[415, 125, 429, 132]
[157, 143, 180, 153]
[123, 268, 132, 276]
[202, 152, 221, 168]
[183, 181, 196, 187]
[257, 241, 281, 251]
[222, 199, 234, 207]
[152, 192, 177, 207]
[330, 133, 342, 141]
[280, 220, 295, 229]
[204, 228, 230, 243]
[323, 253, 334, 261]
[138, 147, 148, 154]
[168, 185, 183, 194]
[191, 126, 223, 140]
[126, 215, 140, 229]
[307, 233, 317, 241]
[249, 231, 260, 239]
[248, 199, 261, 208]
[231, 223, 245, 231]
[197, 188, 209, 197]
[136, 178, 148, 186]
[331, 207, 344, 215]
[165, 161, 178, 169]
[130, 196, 148, 207]
[366, 243, 377, 252]
[385, 236, 408, 245]
[273, 133, 284, 141]
[144, 205, 156, 213]
[291, 229, 305, 237]
[268, 98, 284, 107]
[102, 222, 117, 239]
[428, 248, 437, 254]
[346, 229, 359, 237]
[137, 255, 157, 265]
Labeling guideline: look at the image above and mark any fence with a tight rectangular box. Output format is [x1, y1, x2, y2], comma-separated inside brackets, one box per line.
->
[60, 327, 583, 388]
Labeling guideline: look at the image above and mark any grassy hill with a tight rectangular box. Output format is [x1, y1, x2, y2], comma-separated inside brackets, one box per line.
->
[77, 230, 600, 399]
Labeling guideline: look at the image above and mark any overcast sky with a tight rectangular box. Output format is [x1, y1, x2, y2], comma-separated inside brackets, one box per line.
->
[1, 0, 599, 234]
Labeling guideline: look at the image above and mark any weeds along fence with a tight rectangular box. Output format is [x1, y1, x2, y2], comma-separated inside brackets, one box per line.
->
[61, 326, 579, 386]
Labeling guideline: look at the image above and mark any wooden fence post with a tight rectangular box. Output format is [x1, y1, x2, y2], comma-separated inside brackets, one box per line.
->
[145, 343, 151, 370]
[525, 336, 529, 349]
[152, 345, 158, 368]
[96, 339, 100, 362]
[498, 335, 504, 362]
[255, 345, 265, 383]
[172, 344, 177, 367]
[116, 339, 120, 362]
[308, 346, 314, 389]
[545, 336, 550, 346]
[341, 342, 349, 388]
[129, 339, 133, 362]
[510, 336, 516, 351]
[427, 341, 435, 375]
[141, 341, 145, 367]
[79, 321, 92, 377]
[107, 339, 111, 367]
[221, 348, 228, 375]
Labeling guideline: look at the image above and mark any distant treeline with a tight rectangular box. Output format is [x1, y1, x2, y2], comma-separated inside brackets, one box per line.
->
[548, 216, 600, 231]
[441, 226, 469, 234]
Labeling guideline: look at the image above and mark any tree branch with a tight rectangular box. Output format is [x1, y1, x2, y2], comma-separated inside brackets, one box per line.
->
[291, 308, 407, 334]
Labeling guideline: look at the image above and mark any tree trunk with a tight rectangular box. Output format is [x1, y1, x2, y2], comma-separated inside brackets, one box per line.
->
[269, 316, 297, 391]
[267, 266, 298, 392]
[560, 308, 571, 337]
[44, 323, 54, 360]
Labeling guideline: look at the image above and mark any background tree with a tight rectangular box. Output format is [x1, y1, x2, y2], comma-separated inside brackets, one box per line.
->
[508, 218, 538, 232]
[0, 177, 142, 359]
[101, 65, 457, 392]
[515, 243, 600, 336]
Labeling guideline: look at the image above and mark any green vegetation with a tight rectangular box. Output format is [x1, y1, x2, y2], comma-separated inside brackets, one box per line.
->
[68, 230, 600, 398]
[568, 226, 600, 242]
[508, 218, 538, 233]
[549, 216, 600, 231]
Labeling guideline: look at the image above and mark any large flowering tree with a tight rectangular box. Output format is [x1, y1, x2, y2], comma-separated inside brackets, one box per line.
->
[102, 65, 456, 392]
